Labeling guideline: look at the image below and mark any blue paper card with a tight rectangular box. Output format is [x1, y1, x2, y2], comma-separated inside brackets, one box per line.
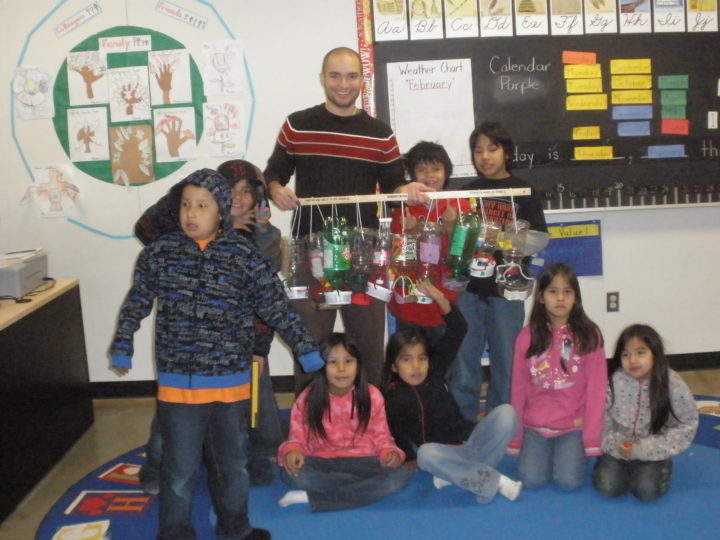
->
[612, 105, 653, 120]
[618, 121, 651, 136]
[647, 144, 685, 158]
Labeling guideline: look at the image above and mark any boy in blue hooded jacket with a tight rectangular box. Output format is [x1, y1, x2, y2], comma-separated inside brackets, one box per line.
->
[110, 168, 322, 540]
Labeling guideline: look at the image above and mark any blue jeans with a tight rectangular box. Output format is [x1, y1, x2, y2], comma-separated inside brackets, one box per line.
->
[141, 366, 284, 489]
[157, 400, 250, 540]
[280, 456, 411, 512]
[518, 428, 586, 491]
[592, 453, 673, 501]
[417, 404, 518, 503]
[449, 293, 524, 420]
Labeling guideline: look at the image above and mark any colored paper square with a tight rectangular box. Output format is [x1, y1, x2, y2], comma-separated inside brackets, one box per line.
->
[572, 126, 601, 139]
[562, 50, 597, 65]
[658, 75, 689, 89]
[610, 58, 652, 74]
[661, 105, 687, 119]
[618, 121, 651, 136]
[661, 90, 687, 105]
[612, 105, 653, 120]
[647, 144, 685, 158]
[660, 118, 690, 134]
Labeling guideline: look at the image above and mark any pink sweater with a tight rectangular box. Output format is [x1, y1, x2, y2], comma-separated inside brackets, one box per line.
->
[278, 384, 405, 464]
[508, 325, 607, 457]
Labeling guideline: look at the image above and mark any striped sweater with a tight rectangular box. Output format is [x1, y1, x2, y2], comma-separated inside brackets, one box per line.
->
[264, 104, 406, 235]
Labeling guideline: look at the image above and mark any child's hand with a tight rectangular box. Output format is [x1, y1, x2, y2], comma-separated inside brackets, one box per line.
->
[232, 207, 256, 232]
[283, 450, 305, 476]
[442, 204, 459, 225]
[255, 204, 271, 233]
[415, 280, 451, 314]
[619, 441, 633, 459]
[381, 451, 403, 468]
[402, 207, 420, 233]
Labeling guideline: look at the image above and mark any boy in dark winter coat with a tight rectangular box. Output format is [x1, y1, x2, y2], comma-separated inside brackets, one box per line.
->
[110, 168, 322, 540]
[134, 160, 287, 490]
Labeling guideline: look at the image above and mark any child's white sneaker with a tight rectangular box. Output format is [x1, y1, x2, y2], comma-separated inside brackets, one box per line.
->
[498, 475, 522, 501]
[433, 476, 452, 489]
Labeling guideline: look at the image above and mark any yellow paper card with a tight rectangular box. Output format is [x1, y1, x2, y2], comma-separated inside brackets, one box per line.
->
[611, 74, 652, 89]
[566, 78, 603, 93]
[610, 58, 652, 74]
[611, 90, 653, 104]
[574, 146, 614, 160]
[566, 94, 608, 110]
[572, 126, 601, 140]
[548, 223, 600, 238]
[564, 64, 602, 79]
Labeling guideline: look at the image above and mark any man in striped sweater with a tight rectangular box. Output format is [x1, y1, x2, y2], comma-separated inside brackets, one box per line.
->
[264, 47, 431, 392]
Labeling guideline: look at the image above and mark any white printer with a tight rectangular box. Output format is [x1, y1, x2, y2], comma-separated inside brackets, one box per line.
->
[0, 248, 48, 298]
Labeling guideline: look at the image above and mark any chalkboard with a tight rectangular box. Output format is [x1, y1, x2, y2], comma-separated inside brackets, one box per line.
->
[373, 33, 720, 210]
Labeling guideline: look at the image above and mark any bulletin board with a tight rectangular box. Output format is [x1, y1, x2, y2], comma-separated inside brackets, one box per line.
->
[367, 4, 720, 211]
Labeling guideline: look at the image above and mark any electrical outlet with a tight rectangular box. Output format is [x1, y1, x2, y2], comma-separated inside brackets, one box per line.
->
[607, 292, 619, 312]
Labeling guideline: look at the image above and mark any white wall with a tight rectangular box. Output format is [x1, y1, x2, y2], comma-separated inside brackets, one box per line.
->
[0, 1, 717, 385]
[545, 206, 720, 356]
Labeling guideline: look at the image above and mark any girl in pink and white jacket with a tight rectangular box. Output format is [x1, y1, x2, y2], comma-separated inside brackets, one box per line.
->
[277, 333, 410, 512]
[508, 263, 607, 491]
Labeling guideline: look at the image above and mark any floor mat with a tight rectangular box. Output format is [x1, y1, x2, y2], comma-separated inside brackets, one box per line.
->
[37, 396, 720, 540]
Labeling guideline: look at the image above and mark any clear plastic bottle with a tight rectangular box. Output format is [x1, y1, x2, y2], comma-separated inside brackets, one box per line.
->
[418, 221, 442, 266]
[495, 247, 535, 301]
[446, 212, 480, 279]
[470, 220, 501, 278]
[367, 218, 394, 302]
[283, 237, 309, 299]
[307, 233, 326, 282]
[322, 216, 350, 290]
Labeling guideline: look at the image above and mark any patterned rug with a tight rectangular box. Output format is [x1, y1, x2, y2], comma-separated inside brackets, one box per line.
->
[37, 396, 720, 539]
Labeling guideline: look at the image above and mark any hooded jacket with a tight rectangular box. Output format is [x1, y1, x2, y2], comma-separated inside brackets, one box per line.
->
[110, 168, 318, 391]
[601, 369, 698, 461]
[132, 160, 281, 357]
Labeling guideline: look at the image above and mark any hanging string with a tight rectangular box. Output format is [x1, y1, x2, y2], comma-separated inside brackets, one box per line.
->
[422, 197, 436, 235]
[400, 199, 405, 234]
[510, 193, 518, 231]
[355, 199, 364, 237]
[478, 195, 487, 223]
[290, 207, 302, 239]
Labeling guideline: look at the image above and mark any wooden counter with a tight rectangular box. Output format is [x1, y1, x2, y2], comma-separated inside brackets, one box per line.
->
[0, 278, 94, 522]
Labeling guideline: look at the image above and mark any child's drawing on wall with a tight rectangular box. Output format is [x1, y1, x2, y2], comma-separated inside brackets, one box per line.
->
[202, 40, 244, 96]
[148, 49, 192, 106]
[13, 66, 55, 120]
[67, 51, 108, 106]
[110, 125, 155, 186]
[68, 107, 109, 162]
[108, 66, 151, 122]
[153, 107, 197, 162]
[202, 101, 245, 157]
[22, 165, 80, 217]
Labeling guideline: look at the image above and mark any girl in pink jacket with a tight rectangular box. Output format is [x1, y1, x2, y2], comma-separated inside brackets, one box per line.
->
[508, 263, 607, 491]
[278, 333, 410, 511]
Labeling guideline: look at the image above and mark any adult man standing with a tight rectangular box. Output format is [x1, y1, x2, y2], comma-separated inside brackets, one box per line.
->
[265, 46, 430, 391]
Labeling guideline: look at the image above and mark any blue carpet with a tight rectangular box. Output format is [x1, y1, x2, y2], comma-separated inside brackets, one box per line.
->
[37, 397, 720, 540]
